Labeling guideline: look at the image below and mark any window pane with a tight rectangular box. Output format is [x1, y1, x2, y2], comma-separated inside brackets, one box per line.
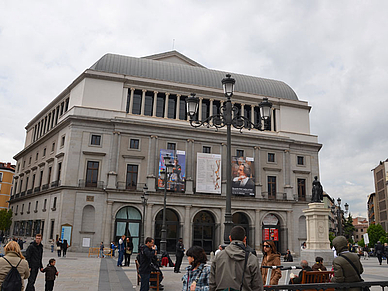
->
[168, 94, 177, 119]
[132, 89, 142, 115]
[179, 96, 187, 120]
[202, 99, 210, 121]
[156, 93, 165, 117]
[213, 100, 221, 115]
[126, 164, 138, 189]
[144, 91, 154, 116]
[86, 161, 99, 187]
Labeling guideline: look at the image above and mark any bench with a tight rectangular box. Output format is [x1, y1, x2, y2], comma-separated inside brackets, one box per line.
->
[292, 270, 334, 291]
[135, 260, 160, 291]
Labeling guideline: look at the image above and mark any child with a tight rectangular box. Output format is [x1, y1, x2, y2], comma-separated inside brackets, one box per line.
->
[42, 258, 59, 291]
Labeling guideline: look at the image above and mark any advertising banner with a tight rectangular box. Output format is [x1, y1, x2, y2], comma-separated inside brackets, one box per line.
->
[232, 156, 255, 196]
[158, 149, 186, 192]
[196, 153, 222, 194]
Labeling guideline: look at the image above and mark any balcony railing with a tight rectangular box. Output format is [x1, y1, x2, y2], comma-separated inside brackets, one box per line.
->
[42, 184, 49, 190]
[27, 189, 33, 195]
[20, 191, 26, 197]
[78, 179, 104, 189]
[34, 187, 41, 193]
[51, 180, 61, 188]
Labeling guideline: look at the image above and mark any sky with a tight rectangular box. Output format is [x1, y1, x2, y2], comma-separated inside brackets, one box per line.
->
[1, 0, 387, 219]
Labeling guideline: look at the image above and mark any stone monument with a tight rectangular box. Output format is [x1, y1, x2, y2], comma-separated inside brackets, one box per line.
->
[301, 177, 334, 267]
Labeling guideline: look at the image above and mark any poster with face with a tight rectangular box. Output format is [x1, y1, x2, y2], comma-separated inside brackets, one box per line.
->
[158, 149, 186, 192]
[232, 156, 255, 196]
[196, 153, 222, 194]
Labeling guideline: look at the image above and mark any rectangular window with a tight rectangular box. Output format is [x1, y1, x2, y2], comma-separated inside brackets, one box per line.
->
[156, 93, 165, 117]
[179, 96, 187, 120]
[236, 150, 244, 157]
[86, 161, 99, 187]
[55, 106, 60, 125]
[268, 153, 275, 163]
[65, 98, 69, 111]
[297, 156, 304, 165]
[126, 164, 138, 190]
[51, 110, 55, 128]
[203, 146, 211, 154]
[57, 162, 62, 182]
[168, 94, 177, 119]
[201, 99, 210, 121]
[31, 174, 35, 189]
[51, 142, 55, 152]
[212, 100, 221, 115]
[130, 139, 139, 149]
[21, 204, 24, 214]
[35, 201, 38, 212]
[50, 220, 55, 239]
[268, 176, 276, 199]
[53, 197, 57, 209]
[298, 179, 306, 201]
[39, 170, 44, 186]
[60, 102, 64, 116]
[132, 89, 142, 115]
[29, 157, 32, 165]
[0, 173, 2, 182]
[47, 167, 52, 185]
[244, 105, 251, 128]
[43, 199, 47, 210]
[28, 202, 31, 213]
[61, 136, 65, 147]
[144, 91, 154, 116]
[90, 135, 101, 145]
[167, 143, 176, 150]
[36, 152, 39, 161]
[43, 148, 46, 157]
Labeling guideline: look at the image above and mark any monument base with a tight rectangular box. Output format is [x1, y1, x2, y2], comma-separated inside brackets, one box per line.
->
[300, 248, 334, 268]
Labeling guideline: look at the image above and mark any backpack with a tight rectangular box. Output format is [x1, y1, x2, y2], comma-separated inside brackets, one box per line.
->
[1, 257, 22, 291]
[136, 244, 145, 265]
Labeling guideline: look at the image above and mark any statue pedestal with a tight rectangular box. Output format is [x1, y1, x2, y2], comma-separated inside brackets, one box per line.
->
[301, 203, 334, 267]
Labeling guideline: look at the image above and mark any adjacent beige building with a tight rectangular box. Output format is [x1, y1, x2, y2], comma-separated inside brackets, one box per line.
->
[372, 159, 388, 231]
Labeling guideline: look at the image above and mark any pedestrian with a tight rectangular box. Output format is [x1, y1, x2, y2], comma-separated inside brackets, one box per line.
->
[99, 242, 105, 258]
[124, 237, 133, 266]
[290, 260, 312, 284]
[362, 245, 368, 260]
[182, 246, 210, 291]
[284, 249, 293, 262]
[62, 239, 68, 257]
[25, 234, 44, 291]
[209, 226, 262, 291]
[56, 239, 62, 257]
[331, 236, 364, 290]
[384, 243, 388, 264]
[375, 241, 384, 265]
[214, 245, 223, 257]
[137, 237, 157, 291]
[312, 256, 327, 271]
[41, 258, 59, 291]
[0, 241, 30, 291]
[18, 237, 26, 250]
[261, 240, 282, 285]
[175, 238, 185, 273]
[117, 235, 125, 267]
[110, 241, 116, 257]
[50, 240, 54, 253]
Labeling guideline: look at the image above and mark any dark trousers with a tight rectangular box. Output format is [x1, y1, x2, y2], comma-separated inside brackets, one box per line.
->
[45, 280, 55, 291]
[26, 268, 39, 291]
[124, 253, 131, 266]
[140, 273, 150, 291]
[117, 251, 124, 266]
[174, 254, 183, 272]
[57, 250, 61, 257]
[62, 248, 67, 257]
[377, 253, 383, 264]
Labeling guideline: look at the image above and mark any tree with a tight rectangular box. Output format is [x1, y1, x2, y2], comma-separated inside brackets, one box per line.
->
[343, 213, 356, 240]
[0, 209, 13, 232]
[367, 223, 387, 247]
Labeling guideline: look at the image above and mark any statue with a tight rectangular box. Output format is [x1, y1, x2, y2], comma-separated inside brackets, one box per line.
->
[311, 176, 323, 203]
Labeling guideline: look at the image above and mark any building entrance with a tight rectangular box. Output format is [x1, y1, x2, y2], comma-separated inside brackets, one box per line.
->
[154, 208, 180, 253]
[262, 213, 281, 252]
[193, 211, 215, 253]
[114, 206, 141, 253]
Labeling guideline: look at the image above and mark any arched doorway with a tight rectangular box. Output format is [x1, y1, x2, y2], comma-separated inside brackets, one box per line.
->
[155, 209, 180, 253]
[233, 212, 250, 244]
[114, 206, 141, 253]
[262, 213, 281, 252]
[193, 211, 215, 253]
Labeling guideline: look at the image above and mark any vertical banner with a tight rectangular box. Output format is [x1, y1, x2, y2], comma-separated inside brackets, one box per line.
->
[263, 228, 270, 240]
[196, 153, 222, 194]
[232, 156, 255, 196]
[158, 149, 186, 192]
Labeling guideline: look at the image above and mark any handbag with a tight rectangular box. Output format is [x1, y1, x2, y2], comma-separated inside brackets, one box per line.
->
[56, 246, 61, 251]
[339, 253, 370, 291]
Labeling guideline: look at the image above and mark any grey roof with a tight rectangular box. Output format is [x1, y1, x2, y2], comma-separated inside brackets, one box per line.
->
[90, 53, 298, 101]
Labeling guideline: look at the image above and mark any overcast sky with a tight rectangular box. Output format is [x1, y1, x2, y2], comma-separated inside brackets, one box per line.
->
[1, 1, 387, 219]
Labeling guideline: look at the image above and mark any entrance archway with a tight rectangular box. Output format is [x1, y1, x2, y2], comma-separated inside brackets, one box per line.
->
[262, 213, 281, 252]
[193, 211, 215, 253]
[114, 206, 141, 253]
[233, 212, 250, 244]
[155, 209, 180, 253]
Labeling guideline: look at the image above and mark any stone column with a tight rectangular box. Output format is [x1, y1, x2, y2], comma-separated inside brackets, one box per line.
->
[286, 210, 294, 252]
[251, 105, 255, 124]
[140, 89, 146, 115]
[164, 93, 169, 118]
[241, 104, 245, 117]
[254, 146, 262, 197]
[146, 203, 153, 239]
[152, 91, 158, 117]
[107, 131, 120, 189]
[209, 99, 214, 117]
[128, 88, 135, 114]
[176, 95, 181, 120]
[271, 109, 275, 131]
[147, 136, 158, 192]
[255, 209, 261, 251]
[185, 139, 194, 194]
[104, 201, 113, 244]
[198, 98, 203, 121]
[184, 205, 191, 249]
[284, 150, 293, 200]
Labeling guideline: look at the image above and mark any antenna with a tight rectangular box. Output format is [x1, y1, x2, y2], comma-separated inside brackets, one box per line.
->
[172, 39, 175, 50]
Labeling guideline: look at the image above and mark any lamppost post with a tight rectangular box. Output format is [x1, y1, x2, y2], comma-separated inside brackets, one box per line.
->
[141, 185, 148, 244]
[332, 198, 349, 236]
[186, 74, 272, 244]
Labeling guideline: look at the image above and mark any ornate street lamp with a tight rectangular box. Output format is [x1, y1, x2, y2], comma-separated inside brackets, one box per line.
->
[140, 184, 148, 244]
[331, 198, 349, 236]
[186, 74, 272, 244]
[159, 154, 175, 254]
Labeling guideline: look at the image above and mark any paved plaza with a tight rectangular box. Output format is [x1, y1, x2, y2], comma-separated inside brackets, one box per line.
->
[2, 245, 388, 290]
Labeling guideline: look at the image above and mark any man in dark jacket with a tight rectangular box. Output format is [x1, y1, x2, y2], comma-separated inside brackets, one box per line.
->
[174, 238, 185, 273]
[332, 236, 363, 291]
[138, 237, 157, 291]
[209, 226, 262, 291]
[375, 241, 384, 265]
[291, 260, 312, 284]
[26, 234, 44, 291]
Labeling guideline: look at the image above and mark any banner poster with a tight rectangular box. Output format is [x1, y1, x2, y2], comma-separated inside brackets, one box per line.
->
[196, 153, 222, 194]
[158, 149, 186, 192]
[232, 156, 255, 196]
[263, 228, 270, 240]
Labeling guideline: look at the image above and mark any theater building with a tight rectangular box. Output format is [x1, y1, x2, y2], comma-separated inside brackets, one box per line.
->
[10, 51, 321, 254]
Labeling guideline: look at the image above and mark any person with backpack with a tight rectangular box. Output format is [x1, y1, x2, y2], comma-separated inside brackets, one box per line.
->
[137, 237, 157, 291]
[0, 241, 30, 291]
[25, 234, 44, 291]
[209, 226, 263, 291]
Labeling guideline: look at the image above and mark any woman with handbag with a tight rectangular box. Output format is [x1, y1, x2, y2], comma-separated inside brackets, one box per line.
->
[124, 237, 133, 266]
[56, 238, 62, 257]
[182, 246, 210, 291]
[261, 240, 281, 285]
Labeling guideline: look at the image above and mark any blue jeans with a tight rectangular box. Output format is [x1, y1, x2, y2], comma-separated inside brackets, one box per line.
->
[140, 273, 150, 291]
[117, 251, 124, 266]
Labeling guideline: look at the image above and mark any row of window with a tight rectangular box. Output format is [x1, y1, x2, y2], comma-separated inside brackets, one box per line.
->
[12, 197, 57, 216]
[32, 97, 69, 143]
